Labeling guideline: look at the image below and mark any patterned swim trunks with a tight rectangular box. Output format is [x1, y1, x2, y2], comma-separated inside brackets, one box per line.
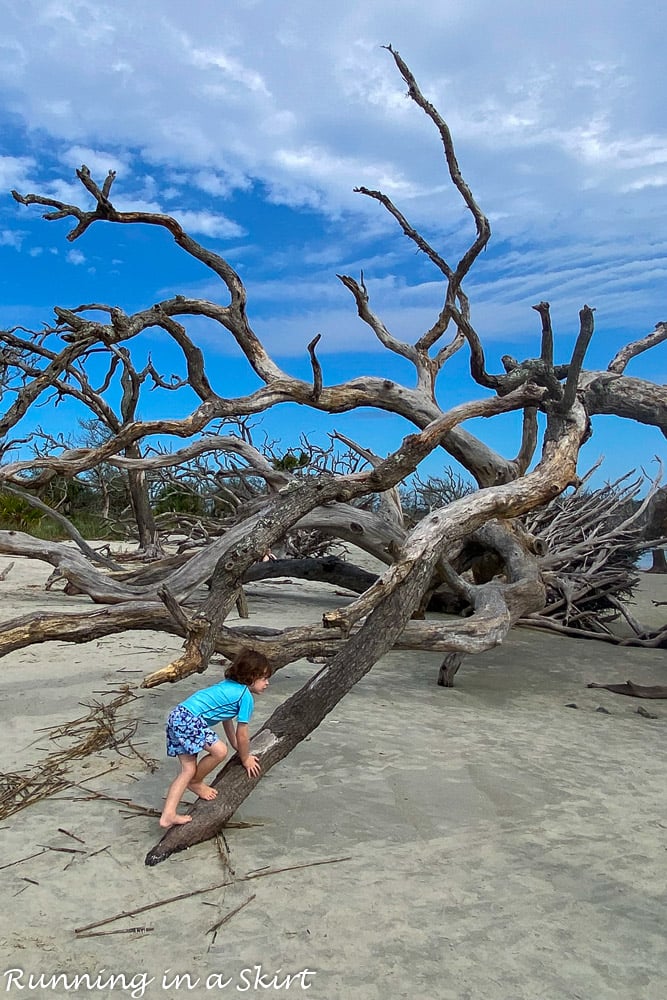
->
[166, 705, 219, 757]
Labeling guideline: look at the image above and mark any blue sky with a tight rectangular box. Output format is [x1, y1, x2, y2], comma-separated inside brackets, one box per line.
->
[1, 0, 665, 488]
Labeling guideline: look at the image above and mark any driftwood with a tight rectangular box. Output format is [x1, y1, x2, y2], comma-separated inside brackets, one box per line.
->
[521, 470, 666, 641]
[146, 411, 588, 863]
[643, 486, 667, 573]
[0, 47, 665, 861]
[0, 483, 122, 570]
[517, 616, 667, 649]
[587, 681, 667, 699]
[244, 555, 377, 592]
[146, 535, 451, 863]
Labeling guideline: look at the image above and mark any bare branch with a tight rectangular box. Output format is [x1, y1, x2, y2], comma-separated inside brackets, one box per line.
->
[560, 305, 596, 414]
[0, 434, 289, 491]
[307, 334, 323, 402]
[385, 45, 491, 281]
[353, 187, 452, 279]
[337, 272, 417, 362]
[607, 321, 667, 374]
[532, 301, 554, 366]
[448, 302, 502, 390]
[512, 407, 539, 476]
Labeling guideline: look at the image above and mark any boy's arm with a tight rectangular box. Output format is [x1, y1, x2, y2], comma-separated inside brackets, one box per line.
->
[222, 719, 237, 749]
[235, 722, 261, 777]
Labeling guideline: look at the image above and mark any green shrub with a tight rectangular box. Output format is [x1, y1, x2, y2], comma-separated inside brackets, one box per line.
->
[0, 494, 43, 531]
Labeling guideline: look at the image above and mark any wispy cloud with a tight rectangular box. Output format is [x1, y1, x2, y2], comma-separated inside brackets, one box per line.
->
[175, 210, 245, 240]
[1, 3, 664, 381]
[0, 229, 26, 250]
[0, 154, 35, 190]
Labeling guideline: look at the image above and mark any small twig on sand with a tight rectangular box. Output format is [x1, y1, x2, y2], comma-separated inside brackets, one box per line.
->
[244, 856, 352, 879]
[58, 827, 86, 844]
[0, 849, 48, 871]
[75, 879, 236, 934]
[86, 845, 112, 859]
[37, 845, 86, 855]
[69, 784, 159, 816]
[208, 895, 256, 940]
[72, 764, 121, 786]
[215, 832, 233, 874]
[224, 820, 265, 829]
[76, 926, 154, 939]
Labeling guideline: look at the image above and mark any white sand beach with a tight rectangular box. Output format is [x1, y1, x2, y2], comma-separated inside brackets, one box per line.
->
[0, 551, 665, 1000]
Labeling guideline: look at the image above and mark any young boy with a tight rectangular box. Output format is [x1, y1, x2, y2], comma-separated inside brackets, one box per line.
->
[159, 650, 271, 829]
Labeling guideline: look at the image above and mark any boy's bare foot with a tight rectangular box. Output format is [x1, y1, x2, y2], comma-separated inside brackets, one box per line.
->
[159, 814, 192, 829]
[188, 781, 218, 801]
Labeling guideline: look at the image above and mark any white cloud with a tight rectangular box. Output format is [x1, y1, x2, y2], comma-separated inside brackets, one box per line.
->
[0, 229, 26, 249]
[175, 210, 245, 239]
[59, 145, 131, 177]
[192, 169, 251, 197]
[186, 42, 270, 95]
[0, 154, 35, 190]
[66, 248, 86, 265]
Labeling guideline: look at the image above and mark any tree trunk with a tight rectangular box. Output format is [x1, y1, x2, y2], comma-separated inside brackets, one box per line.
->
[438, 652, 463, 687]
[648, 549, 667, 573]
[145, 540, 442, 865]
[244, 555, 378, 593]
[126, 461, 160, 556]
[644, 486, 667, 573]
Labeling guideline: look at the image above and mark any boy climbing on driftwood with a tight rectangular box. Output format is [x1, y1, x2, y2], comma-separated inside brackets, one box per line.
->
[159, 650, 272, 829]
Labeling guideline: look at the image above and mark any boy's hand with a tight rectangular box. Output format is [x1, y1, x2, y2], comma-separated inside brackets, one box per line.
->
[242, 754, 261, 778]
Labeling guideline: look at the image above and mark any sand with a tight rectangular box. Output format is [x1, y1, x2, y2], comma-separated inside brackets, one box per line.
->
[0, 549, 665, 1000]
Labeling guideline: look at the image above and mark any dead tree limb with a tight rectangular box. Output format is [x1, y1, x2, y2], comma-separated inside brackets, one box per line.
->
[146, 402, 588, 861]
[587, 681, 667, 698]
[145, 535, 450, 864]
[0, 483, 121, 570]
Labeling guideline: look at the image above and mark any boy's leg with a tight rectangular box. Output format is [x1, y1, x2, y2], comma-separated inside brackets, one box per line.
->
[159, 754, 197, 828]
[188, 740, 228, 800]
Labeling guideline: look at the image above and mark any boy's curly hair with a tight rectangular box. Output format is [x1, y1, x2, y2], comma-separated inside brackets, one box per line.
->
[225, 649, 272, 686]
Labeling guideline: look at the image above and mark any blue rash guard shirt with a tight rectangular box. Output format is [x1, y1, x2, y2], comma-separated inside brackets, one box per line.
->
[179, 679, 254, 726]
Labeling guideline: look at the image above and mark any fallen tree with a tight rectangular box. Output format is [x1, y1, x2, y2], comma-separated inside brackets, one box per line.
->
[0, 46, 665, 861]
[146, 404, 586, 863]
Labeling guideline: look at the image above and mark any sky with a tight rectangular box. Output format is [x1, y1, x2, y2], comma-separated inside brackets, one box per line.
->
[0, 0, 665, 489]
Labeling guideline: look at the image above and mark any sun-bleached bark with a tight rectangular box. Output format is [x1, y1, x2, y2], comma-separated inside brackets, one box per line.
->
[147, 400, 587, 863]
[1, 47, 665, 863]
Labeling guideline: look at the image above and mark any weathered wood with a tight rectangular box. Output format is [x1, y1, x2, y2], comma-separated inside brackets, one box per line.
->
[0, 603, 183, 657]
[0, 561, 15, 581]
[244, 555, 378, 592]
[145, 536, 443, 864]
[143, 386, 548, 686]
[438, 653, 463, 687]
[2, 47, 666, 869]
[146, 409, 589, 861]
[644, 486, 667, 575]
[234, 587, 249, 619]
[587, 681, 667, 699]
